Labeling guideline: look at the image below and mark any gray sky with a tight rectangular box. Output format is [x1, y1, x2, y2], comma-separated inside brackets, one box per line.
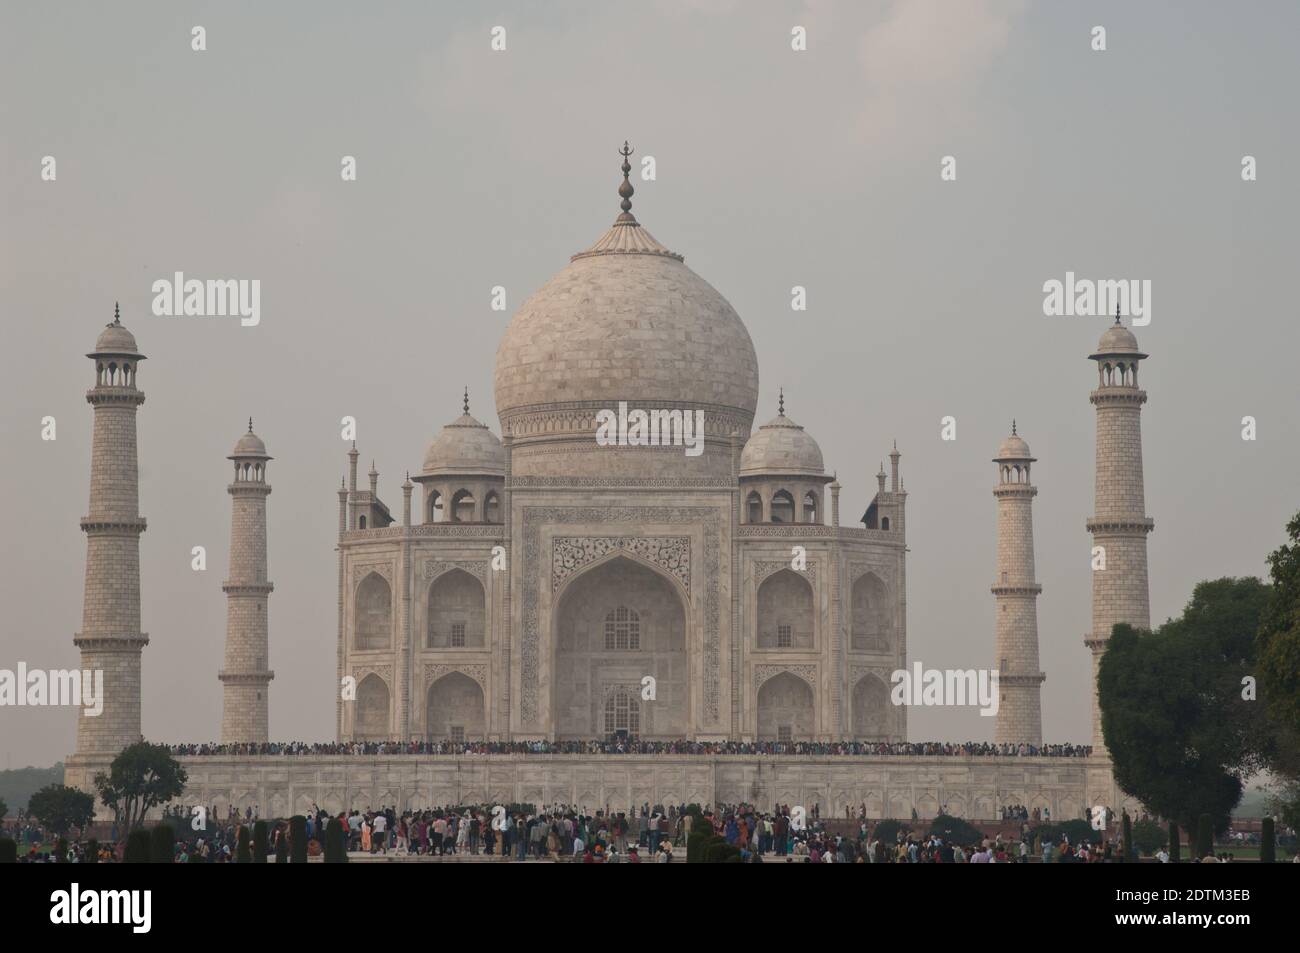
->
[2, 0, 1297, 768]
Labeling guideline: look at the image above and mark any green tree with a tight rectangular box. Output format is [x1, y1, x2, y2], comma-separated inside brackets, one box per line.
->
[324, 817, 348, 863]
[26, 784, 95, 835]
[1195, 813, 1213, 859]
[1121, 811, 1134, 861]
[0, 796, 8, 822]
[1168, 821, 1180, 862]
[1099, 578, 1271, 834]
[1131, 817, 1165, 856]
[124, 828, 152, 863]
[1257, 511, 1300, 821]
[929, 813, 984, 846]
[289, 815, 308, 863]
[1260, 817, 1275, 863]
[150, 823, 174, 863]
[0, 838, 16, 863]
[93, 742, 187, 832]
[253, 820, 269, 863]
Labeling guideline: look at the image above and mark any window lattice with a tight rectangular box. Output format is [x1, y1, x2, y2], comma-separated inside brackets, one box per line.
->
[604, 606, 641, 650]
[603, 690, 641, 736]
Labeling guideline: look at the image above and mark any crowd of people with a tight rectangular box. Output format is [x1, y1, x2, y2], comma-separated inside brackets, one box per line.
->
[163, 739, 1094, 758]
[7, 799, 1296, 862]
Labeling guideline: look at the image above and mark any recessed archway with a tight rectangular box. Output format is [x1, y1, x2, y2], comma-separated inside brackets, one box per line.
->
[426, 672, 485, 742]
[552, 555, 688, 739]
[756, 671, 815, 741]
[354, 673, 390, 739]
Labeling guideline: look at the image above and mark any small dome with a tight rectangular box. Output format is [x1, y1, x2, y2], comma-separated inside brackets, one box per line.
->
[995, 433, 1032, 460]
[230, 422, 270, 459]
[90, 306, 143, 357]
[422, 412, 505, 477]
[1094, 322, 1140, 355]
[740, 406, 824, 477]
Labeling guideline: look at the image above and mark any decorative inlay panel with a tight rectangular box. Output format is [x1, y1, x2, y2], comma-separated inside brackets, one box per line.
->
[753, 664, 817, 695]
[422, 663, 488, 692]
[553, 536, 690, 593]
[351, 562, 393, 586]
[422, 560, 490, 585]
[753, 560, 818, 589]
[353, 664, 393, 686]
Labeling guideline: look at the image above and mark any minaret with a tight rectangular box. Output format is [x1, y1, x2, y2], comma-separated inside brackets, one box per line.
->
[72, 304, 149, 759]
[1086, 311, 1153, 754]
[992, 422, 1045, 746]
[219, 420, 274, 743]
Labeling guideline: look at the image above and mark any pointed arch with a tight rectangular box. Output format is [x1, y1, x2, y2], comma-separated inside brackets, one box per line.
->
[354, 572, 392, 649]
[757, 568, 814, 649]
[354, 673, 390, 739]
[426, 568, 486, 648]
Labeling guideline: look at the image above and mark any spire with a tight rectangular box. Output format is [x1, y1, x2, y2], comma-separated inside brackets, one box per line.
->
[111, 301, 121, 326]
[778, 387, 785, 417]
[617, 141, 636, 222]
[1012, 419, 1017, 436]
[463, 386, 470, 416]
[1115, 303, 1122, 326]
[248, 417, 254, 434]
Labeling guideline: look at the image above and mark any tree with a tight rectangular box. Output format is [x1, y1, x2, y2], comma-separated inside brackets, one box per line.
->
[289, 815, 308, 863]
[1131, 818, 1165, 857]
[150, 822, 174, 863]
[0, 838, 16, 863]
[94, 742, 187, 832]
[1261, 818, 1275, 863]
[1257, 511, 1300, 821]
[0, 797, 8, 822]
[253, 820, 269, 863]
[27, 784, 95, 836]
[1196, 813, 1213, 859]
[1121, 811, 1134, 861]
[324, 817, 348, 863]
[1169, 821, 1181, 862]
[1099, 578, 1271, 834]
[124, 828, 152, 863]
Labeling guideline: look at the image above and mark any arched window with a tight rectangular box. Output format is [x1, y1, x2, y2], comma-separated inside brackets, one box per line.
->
[603, 689, 641, 737]
[451, 489, 475, 523]
[803, 491, 818, 524]
[881, 517, 890, 531]
[604, 606, 641, 650]
[359, 515, 367, 529]
[484, 491, 500, 523]
[771, 490, 795, 523]
[746, 491, 762, 524]
[426, 491, 442, 524]
[426, 569, 486, 648]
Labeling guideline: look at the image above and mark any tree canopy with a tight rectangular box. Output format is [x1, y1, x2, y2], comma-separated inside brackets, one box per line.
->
[94, 741, 187, 831]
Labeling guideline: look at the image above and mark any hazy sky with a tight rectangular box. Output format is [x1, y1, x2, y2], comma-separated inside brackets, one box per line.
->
[2, 1, 1297, 768]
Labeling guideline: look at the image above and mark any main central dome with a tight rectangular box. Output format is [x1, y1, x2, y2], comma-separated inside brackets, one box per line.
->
[493, 147, 759, 477]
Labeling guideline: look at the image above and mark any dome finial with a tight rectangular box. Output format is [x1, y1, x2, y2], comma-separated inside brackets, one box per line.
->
[1114, 303, 1122, 326]
[1012, 418, 1017, 436]
[248, 417, 254, 433]
[778, 387, 785, 416]
[617, 141, 635, 221]
[110, 301, 121, 327]
[463, 386, 470, 415]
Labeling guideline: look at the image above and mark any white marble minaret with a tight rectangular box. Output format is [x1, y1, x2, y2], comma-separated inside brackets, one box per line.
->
[991, 423, 1045, 746]
[1086, 313, 1153, 754]
[219, 420, 274, 743]
[72, 305, 149, 759]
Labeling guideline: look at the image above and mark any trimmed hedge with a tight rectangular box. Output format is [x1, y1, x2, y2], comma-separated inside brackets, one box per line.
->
[253, 820, 269, 863]
[1261, 818, 1275, 863]
[324, 817, 348, 863]
[0, 838, 16, 863]
[236, 825, 252, 863]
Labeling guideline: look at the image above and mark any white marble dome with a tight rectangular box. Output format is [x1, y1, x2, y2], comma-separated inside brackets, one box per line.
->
[995, 432, 1032, 461]
[1094, 322, 1140, 355]
[422, 411, 505, 477]
[231, 426, 270, 459]
[740, 408, 825, 477]
[493, 216, 760, 432]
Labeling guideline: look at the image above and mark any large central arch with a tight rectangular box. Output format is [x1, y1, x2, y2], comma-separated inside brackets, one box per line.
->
[552, 554, 689, 739]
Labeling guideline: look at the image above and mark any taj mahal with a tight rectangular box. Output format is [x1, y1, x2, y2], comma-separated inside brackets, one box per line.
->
[64, 148, 1145, 821]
